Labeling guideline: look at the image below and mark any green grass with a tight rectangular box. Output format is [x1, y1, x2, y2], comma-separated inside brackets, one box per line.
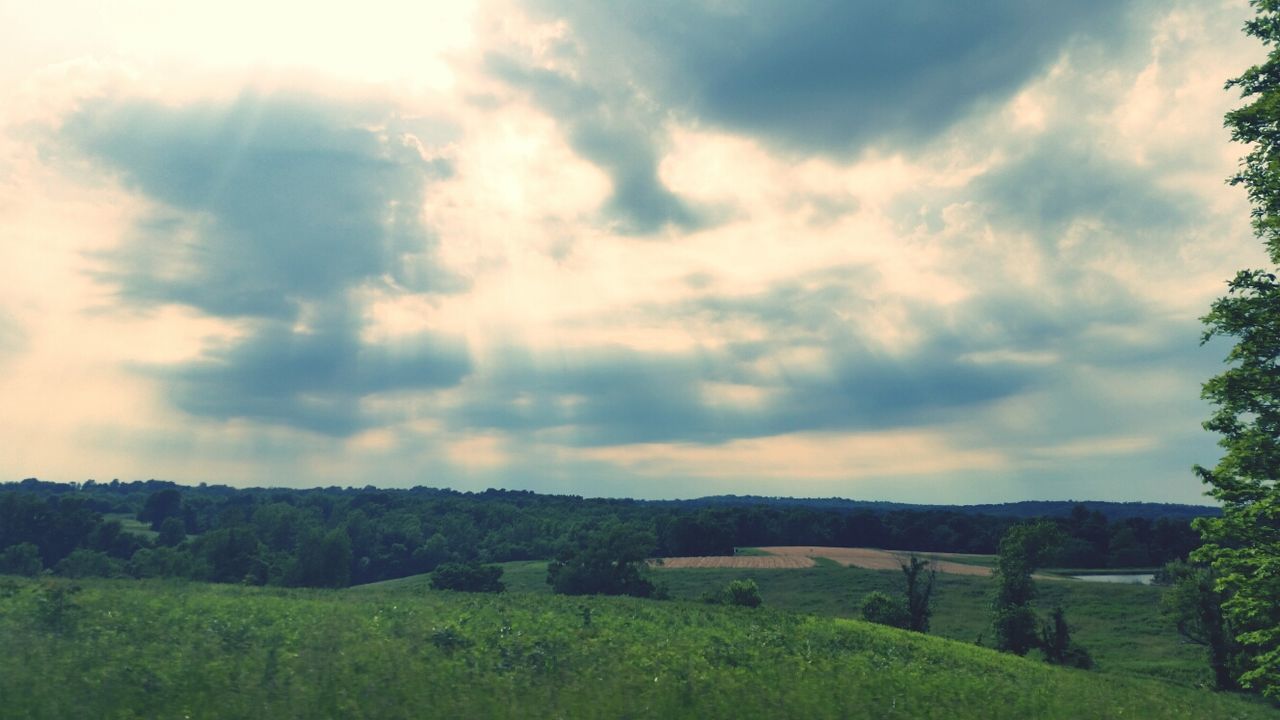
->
[103, 513, 159, 541]
[646, 562, 1215, 687]
[2, 575, 1275, 719]
[360, 558, 1235, 690]
[364, 557, 1248, 690]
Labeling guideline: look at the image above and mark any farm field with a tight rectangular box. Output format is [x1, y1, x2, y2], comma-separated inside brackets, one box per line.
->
[3, 575, 1277, 719]
[658, 546, 997, 576]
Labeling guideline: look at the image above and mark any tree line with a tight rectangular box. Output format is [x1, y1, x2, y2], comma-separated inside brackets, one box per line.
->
[1, 478, 1198, 589]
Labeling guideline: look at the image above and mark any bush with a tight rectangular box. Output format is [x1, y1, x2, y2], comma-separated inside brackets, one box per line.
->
[0, 543, 43, 576]
[54, 549, 119, 579]
[725, 579, 763, 608]
[431, 562, 505, 593]
[860, 591, 910, 629]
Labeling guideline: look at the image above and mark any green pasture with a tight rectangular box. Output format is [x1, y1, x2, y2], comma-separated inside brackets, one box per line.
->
[361, 556, 1221, 688]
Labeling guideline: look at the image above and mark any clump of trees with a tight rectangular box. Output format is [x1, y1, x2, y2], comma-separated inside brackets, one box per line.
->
[859, 555, 934, 633]
[1192, 0, 1280, 698]
[546, 522, 659, 598]
[990, 522, 1090, 668]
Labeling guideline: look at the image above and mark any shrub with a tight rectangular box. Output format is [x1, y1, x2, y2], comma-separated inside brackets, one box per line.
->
[860, 591, 910, 629]
[724, 579, 762, 608]
[0, 543, 42, 576]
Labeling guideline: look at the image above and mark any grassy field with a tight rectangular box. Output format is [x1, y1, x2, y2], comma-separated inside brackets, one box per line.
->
[364, 557, 1218, 687]
[103, 513, 159, 541]
[2, 575, 1276, 719]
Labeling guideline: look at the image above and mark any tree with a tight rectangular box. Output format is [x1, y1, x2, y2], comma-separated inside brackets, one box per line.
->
[1040, 606, 1093, 670]
[546, 522, 657, 597]
[991, 522, 1061, 655]
[1159, 559, 1239, 690]
[0, 542, 42, 576]
[1194, 0, 1280, 698]
[157, 517, 186, 547]
[138, 488, 183, 531]
[902, 555, 936, 633]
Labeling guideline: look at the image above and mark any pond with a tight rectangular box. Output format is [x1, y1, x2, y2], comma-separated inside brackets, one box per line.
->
[1069, 573, 1156, 585]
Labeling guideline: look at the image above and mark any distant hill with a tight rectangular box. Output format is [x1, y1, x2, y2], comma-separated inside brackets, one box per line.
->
[648, 495, 1220, 522]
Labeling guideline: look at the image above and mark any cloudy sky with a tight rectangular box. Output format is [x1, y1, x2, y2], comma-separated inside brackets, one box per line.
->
[0, 1, 1268, 503]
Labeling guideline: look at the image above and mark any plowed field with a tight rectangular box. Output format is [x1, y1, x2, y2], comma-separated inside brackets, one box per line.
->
[655, 547, 993, 576]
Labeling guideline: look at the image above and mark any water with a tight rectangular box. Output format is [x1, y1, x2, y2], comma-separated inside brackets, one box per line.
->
[1069, 573, 1156, 585]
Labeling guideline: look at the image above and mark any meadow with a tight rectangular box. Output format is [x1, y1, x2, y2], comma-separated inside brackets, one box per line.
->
[2, 575, 1276, 719]
[366, 556, 1222, 687]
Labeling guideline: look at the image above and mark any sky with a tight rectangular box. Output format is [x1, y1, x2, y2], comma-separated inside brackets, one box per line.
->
[0, 1, 1269, 504]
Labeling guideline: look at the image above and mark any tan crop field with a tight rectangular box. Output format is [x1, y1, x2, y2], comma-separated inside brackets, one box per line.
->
[656, 546, 995, 576]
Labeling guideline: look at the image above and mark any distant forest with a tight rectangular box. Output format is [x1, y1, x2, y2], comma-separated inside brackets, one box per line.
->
[1, 478, 1204, 588]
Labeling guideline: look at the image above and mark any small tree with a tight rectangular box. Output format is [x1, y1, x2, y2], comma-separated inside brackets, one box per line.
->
[902, 555, 936, 633]
[1041, 606, 1093, 670]
[431, 562, 505, 593]
[992, 522, 1061, 655]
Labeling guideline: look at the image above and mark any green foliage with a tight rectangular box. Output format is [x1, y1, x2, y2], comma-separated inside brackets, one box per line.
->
[1, 577, 1276, 719]
[1196, 0, 1280, 699]
[0, 542, 43, 576]
[992, 522, 1062, 655]
[860, 590, 910, 629]
[157, 516, 187, 547]
[431, 562, 505, 593]
[1040, 606, 1093, 670]
[547, 522, 657, 597]
[1160, 559, 1240, 690]
[54, 549, 119, 579]
[699, 579, 763, 608]
[724, 578, 762, 608]
[902, 555, 936, 633]
[139, 488, 183, 530]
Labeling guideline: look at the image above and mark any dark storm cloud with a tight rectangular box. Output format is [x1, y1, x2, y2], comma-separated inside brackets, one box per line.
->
[159, 311, 470, 437]
[487, 56, 703, 235]
[60, 93, 471, 435]
[529, 0, 1129, 156]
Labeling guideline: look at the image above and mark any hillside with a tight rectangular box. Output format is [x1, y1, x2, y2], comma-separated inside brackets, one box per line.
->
[2, 576, 1273, 719]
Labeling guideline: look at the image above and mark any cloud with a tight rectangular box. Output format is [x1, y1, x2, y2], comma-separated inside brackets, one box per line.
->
[969, 142, 1194, 247]
[454, 271, 1054, 446]
[486, 55, 704, 235]
[529, 0, 1129, 156]
[59, 92, 471, 435]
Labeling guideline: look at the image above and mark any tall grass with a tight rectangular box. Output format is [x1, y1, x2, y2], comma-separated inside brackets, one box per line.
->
[1, 576, 1274, 719]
